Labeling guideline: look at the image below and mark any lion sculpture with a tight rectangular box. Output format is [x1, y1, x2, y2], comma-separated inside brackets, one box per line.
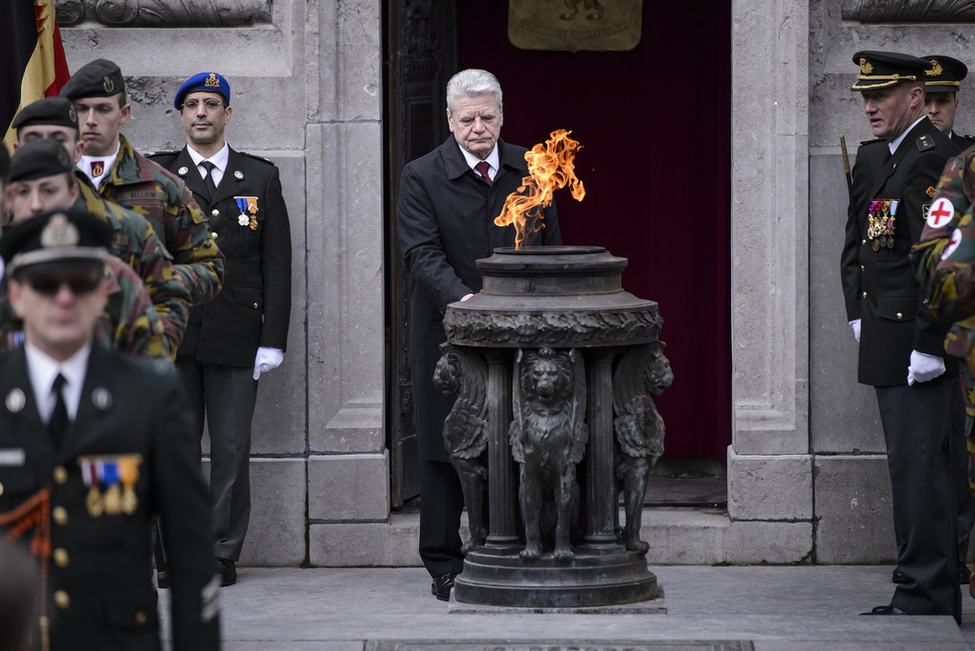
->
[433, 343, 489, 553]
[510, 347, 587, 563]
[612, 341, 674, 555]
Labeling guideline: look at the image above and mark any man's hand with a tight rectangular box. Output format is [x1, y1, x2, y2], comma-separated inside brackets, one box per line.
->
[253, 347, 284, 381]
[849, 318, 861, 342]
[906, 349, 946, 385]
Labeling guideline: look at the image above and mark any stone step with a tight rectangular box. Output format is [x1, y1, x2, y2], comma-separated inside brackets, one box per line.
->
[304, 507, 814, 567]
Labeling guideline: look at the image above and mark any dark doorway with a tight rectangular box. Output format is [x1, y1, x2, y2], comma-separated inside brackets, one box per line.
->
[384, 1, 732, 506]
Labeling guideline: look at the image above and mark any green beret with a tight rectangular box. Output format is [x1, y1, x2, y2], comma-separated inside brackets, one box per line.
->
[59, 59, 125, 100]
[12, 97, 79, 132]
[9, 139, 75, 183]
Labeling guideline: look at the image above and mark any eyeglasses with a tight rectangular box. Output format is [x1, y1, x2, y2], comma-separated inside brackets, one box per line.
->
[24, 273, 101, 297]
[181, 99, 225, 112]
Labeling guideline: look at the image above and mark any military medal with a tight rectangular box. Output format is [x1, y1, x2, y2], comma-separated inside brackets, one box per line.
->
[102, 461, 121, 514]
[81, 459, 104, 517]
[236, 196, 259, 230]
[119, 456, 140, 514]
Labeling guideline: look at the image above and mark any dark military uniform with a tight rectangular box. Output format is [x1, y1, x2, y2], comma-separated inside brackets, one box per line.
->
[147, 145, 292, 564]
[0, 345, 219, 650]
[841, 51, 963, 619]
[95, 135, 224, 308]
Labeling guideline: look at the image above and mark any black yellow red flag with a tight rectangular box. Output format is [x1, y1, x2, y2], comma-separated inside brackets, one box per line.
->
[1, 0, 70, 149]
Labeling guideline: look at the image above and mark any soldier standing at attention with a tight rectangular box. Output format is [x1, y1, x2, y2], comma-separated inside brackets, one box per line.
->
[0, 208, 220, 650]
[841, 51, 962, 621]
[148, 72, 292, 587]
[58, 59, 224, 308]
[923, 55, 975, 148]
[9, 97, 191, 357]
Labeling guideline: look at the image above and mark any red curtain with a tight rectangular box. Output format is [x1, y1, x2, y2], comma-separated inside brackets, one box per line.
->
[458, 1, 732, 458]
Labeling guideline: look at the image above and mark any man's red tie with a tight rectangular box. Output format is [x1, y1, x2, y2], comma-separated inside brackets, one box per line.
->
[475, 161, 492, 186]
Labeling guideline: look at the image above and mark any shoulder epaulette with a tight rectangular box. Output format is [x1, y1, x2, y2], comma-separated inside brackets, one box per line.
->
[860, 137, 885, 146]
[917, 134, 936, 151]
[240, 151, 274, 165]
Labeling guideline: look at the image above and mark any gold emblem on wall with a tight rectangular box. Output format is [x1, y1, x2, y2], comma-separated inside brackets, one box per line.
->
[508, 0, 641, 53]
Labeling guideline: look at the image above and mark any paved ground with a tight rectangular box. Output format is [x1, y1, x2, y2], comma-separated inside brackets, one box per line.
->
[157, 564, 975, 650]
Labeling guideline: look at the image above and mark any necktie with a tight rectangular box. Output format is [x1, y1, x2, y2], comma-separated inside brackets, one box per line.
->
[201, 160, 218, 201]
[475, 161, 493, 186]
[50, 373, 68, 448]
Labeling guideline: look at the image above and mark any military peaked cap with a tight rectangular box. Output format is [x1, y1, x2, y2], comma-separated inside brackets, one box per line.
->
[174, 72, 231, 109]
[11, 97, 79, 132]
[59, 59, 125, 100]
[851, 51, 932, 91]
[0, 208, 112, 277]
[922, 55, 968, 93]
[9, 138, 75, 183]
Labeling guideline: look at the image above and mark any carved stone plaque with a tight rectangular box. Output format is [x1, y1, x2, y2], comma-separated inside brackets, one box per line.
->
[842, 0, 975, 23]
[56, 0, 272, 28]
[508, 0, 642, 53]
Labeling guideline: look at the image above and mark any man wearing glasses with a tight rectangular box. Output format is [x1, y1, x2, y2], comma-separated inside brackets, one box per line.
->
[148, 72, 292, 587]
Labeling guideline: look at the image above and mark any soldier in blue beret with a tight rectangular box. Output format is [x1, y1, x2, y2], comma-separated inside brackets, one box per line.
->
[148, 71, 292, 587]
[842, 50, 964, 621]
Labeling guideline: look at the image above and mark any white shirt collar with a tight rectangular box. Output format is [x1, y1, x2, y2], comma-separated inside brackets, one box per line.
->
[78, 141, 121, 188]
[457, 142, 500, 180]
[889, 116, 927, 154]
[24, 341, 92, 424]
[187, 142, 230, 188]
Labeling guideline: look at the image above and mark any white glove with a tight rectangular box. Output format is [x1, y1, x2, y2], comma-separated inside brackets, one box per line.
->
[253, 347, 284, 381]
[849, 319, 861, 342]
[906, 349, 946, 386]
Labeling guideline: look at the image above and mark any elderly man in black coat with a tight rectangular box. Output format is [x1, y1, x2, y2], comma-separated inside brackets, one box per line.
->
[397, 68, 561, 600]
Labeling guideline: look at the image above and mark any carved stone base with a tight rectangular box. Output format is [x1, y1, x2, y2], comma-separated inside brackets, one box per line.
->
[453, 546, 658, 607]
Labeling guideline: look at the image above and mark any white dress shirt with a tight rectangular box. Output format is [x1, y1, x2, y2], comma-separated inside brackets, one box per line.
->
[457, 143, 499, 182]
[25, 342, 92, 425]
[187, 142, 230, 188]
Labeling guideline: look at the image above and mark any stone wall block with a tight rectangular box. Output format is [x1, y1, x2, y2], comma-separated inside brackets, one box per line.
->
[814, 455, 895, 564]
[309, 517, 422, 567]
[309, 453, 389, 521]
[727, 449, 813, 521]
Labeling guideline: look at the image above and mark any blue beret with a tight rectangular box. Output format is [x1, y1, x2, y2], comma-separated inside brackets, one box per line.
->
[175, 73, 230, 110]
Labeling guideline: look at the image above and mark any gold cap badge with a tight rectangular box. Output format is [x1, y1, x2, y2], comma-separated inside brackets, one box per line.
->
[860, 58, 874, 75]
[927, 60, 944, 77]
[40, 214, 80, 249]
[103, 76, 114, 93]
[205, 73, 220, 88]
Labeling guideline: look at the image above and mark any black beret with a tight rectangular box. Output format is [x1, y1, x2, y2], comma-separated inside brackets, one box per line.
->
[0, 142, 8, 182]
[851, 51, 932, 91]
[9, 138, 74, 183]
[0, 208, 111, 277]
[11, 97, 79, 132]
[922, 55, 968, 94]
[59, 59, 125, 101]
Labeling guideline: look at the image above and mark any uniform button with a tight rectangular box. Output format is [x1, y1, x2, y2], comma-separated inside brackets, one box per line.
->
[135, 611, 147, 625]
[896, 312, 904, 320]
[211, 232, 218, 239]
[54, 591, 70, 609]
[53, 466, 68, 484]
[860, 265, 865, 272]
[53, 548, 69, 567]
[253, 303, 259, 309]
[53, 506, 68, 525]
[0, 482, 4, 497]
[862, 292, 867, 299]
[211, 209, 219, 217]
[862, 239, 867, 245]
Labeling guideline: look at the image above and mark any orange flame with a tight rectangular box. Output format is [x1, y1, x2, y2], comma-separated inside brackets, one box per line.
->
[495, 129, 585, 248]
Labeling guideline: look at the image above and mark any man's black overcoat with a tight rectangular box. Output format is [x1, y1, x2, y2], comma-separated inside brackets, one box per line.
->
[397, 137, 561, 462]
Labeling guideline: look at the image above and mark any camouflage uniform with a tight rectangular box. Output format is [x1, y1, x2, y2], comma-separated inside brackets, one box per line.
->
[911, 144, 975, 494]
[0, 257, 169, 360]
[95, 135, 224, 306]
[76, 174, 189, 359]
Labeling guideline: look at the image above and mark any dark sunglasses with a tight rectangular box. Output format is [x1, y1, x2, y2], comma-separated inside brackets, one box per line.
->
[24, 274, 101, 297]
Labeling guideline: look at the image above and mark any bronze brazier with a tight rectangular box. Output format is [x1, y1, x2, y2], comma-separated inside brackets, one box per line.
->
[436, 245, 671, 607]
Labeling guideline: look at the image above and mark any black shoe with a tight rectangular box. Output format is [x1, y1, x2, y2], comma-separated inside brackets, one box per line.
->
[215, 558, 237, 586]
[431, 572, 457, 601]
[861, 604, 909, 616]
[891, 568, 909, 584]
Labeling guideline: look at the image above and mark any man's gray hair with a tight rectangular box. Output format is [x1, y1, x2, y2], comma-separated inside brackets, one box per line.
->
[446, 69, 502, 113]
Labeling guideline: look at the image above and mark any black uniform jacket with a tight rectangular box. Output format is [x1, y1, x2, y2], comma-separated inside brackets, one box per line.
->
[397, 137, 561, 461]
[0, 344, 219, 650]
[148, 146, 292, 368]
[841, 117, 962, 386]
